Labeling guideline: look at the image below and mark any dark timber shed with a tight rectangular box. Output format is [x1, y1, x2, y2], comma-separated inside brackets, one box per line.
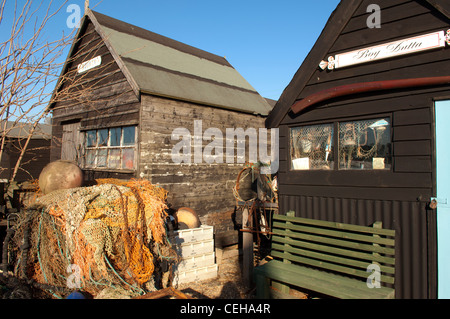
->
[266, 0, 450, 299]
[49, 9, 272, 247]
[0, 121, 51, 182]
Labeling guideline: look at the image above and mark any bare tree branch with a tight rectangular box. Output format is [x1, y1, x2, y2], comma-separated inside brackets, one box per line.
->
[0, 0, 72, 182]
[1, 1, 135, 184]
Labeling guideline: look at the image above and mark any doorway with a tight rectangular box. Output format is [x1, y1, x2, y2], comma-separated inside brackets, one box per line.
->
[61, 121, 81, 164]
[435, 100, 450, 298]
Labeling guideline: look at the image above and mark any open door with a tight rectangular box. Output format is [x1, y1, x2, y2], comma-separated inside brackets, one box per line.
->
[435, 100, 450, 299]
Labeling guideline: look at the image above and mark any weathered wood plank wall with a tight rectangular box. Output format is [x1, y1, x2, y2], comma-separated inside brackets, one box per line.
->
[140, 94, 267, 246]
[50, 19, 271, 246]
[276, 0, 450, 298]
[51, 22, 140, 173]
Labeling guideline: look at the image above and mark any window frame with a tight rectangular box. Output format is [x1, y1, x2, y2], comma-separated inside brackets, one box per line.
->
[337, 117, 392, 171]
[289, 122, 335, 170]
[82, 125, 137, 171]
[289, 114, 393, 172]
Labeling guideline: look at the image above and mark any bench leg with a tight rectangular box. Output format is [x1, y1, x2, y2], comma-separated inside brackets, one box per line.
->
[255, 272, 270, 299]
[272, 281, 290, 296]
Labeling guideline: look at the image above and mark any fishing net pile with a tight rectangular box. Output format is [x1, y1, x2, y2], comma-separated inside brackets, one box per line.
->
[8, 179, 177, 298]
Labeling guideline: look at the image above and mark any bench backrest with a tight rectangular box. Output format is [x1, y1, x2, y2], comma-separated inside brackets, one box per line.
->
[271, 213, 396, 286]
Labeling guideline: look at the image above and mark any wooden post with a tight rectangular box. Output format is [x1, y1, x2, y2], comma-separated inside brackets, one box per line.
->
[371, 221, 382, 288]
[271, 211, 295, 296]
[372, 221, 382, 265]
[279, 210, 296, 295]
[242, 205, 253, 287]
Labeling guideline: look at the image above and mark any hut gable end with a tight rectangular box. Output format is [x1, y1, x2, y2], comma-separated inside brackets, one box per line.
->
[266, 0, 450, 128]
[51, 15, 139, 123]
[269, 0, 450, 299]
[50, 15, 140, 163]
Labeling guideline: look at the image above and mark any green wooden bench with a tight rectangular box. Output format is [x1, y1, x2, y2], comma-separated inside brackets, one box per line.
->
[254, 212, 396, 299]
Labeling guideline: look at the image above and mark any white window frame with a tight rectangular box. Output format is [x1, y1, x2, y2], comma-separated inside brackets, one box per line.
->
[83, 126, 137, 170]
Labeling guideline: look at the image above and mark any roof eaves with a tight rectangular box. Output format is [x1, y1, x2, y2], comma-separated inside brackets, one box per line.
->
[424, 0, 450, 20]
[266, 0, 450, 129]
[48, 14, 89, 110]
[87, 9, 141, 99]
[2, 121, 52, 139]
[265, 0, 364, 128]
[140, 89, 270, 116]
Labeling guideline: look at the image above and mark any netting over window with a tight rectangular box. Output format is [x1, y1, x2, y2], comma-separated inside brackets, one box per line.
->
[290, 124, 334, 170]
[338, 118, 391, 170]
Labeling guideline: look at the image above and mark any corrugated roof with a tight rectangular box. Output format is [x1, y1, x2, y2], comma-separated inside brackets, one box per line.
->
[90, 11, 272, 116]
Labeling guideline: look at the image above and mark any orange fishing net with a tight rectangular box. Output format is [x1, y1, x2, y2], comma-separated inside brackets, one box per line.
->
[11, 179, 175, 298]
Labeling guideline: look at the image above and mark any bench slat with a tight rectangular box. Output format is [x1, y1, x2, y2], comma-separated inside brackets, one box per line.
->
[273, 214, 395, 237]
[273, 221, 395, 246]
[271, 250, 395, 285]
[255, 260, 395, 299]
[272, 235, 395, 265]
[271, 238, 396, 271]
[273, 228, 395, 255]
[254, 214, 396, 299]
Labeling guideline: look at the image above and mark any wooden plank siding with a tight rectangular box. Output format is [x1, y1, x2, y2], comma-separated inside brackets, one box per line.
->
[279, 0, 450, 203]
[274, 0, 450, 298]
[140, 94, 266, 215]
[140, 94, 266, 245]
[0, 138, 51, 182]
[50, 14, 271, 248]
[51, 20, 140, 169]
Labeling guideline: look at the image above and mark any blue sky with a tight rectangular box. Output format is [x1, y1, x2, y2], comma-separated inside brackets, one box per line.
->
[2, 0, 341, 101]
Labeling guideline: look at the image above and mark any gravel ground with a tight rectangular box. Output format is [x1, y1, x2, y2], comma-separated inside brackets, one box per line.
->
[176, 245, 252, 299]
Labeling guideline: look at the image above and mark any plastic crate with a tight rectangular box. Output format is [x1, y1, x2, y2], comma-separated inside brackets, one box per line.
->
[174, 264, 218, 285]
[171, 225, 214, 245]
[174, 238, 214, 258]
[175, 251, 215, 272]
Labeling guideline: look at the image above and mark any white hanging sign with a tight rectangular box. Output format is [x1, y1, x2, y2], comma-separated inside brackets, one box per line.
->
[77, 55, 102, 73]
[320, 30, 450, 70]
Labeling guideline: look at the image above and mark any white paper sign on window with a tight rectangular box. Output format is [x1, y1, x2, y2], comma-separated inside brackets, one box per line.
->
[292, 158, 310, 170]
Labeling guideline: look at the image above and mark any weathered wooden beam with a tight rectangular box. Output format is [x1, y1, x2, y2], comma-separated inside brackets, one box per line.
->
[242, 206, 253, 287]
[237, 201, 278, 209]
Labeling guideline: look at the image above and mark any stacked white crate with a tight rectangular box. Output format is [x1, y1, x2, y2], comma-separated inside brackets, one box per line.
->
[171, 225, 218, 285]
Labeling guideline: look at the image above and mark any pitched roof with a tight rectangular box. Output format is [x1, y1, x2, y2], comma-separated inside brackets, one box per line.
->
[1, 121, 52, 139]
[54, 10, 272, 116]
[265, 0, 450, 128]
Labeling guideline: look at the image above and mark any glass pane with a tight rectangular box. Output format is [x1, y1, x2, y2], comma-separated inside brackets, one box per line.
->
[98, 129, 108, 147]
[123, 126, 135, 146]
[97, 149, 107, 167]
[110, 127, 121, 147]
[86, 130, 97, 147]
[290, 124, 334, 170]
[86, 149, 96, 168]
[108, 149, 121, 169]
[339, 118, 391, 170]
[122, 148, 135, 169]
